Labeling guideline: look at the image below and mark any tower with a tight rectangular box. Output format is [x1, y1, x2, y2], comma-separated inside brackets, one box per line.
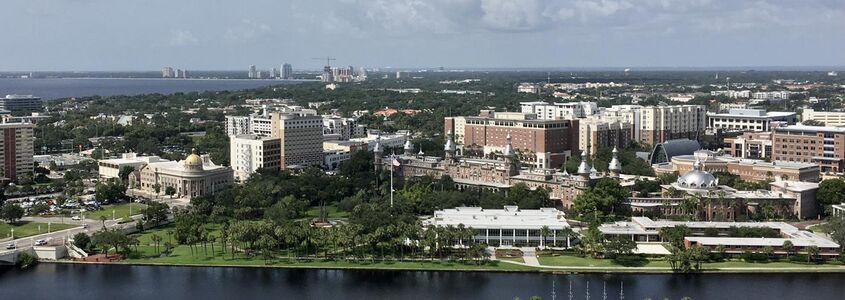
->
[403, 134, 414, 156]
[502, 133, 519, 175]
[576, 150, 591, 180]
[373, 134, 383, 172]
[608, 147, 622, 178]
[444, 130, 457, 161]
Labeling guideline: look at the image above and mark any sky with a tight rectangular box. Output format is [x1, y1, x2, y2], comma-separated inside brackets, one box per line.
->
[1, 0, 844, 71]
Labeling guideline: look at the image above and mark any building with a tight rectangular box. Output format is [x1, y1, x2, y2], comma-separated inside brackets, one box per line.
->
[724, 132, 773, 159]
[230, 135, 281, 182]
[130, 150, 233, 199]
[649, 139, 701, 164]
[578, 117, 633, 156]
[0, 95, 43, 113]
[599, 217, 839, 257]
[710, 90, 751, 98]
[224, 113, 273, 137]
[445, 111, 580, 169]
[0, 122, 34, 182]
[161, 67, 175, 78]
[519, 101, 598, 120]
[423, 206, 571, 247]
[322, 116, 362, 140]
[324, 150, 352, 171]
[628, 160, 820, 220]
[706, 109, 796, 132]
[517, 83, 541, 94]
[248, 65, 258, 79]
[271, 111, 324, 169]
[653, 150, 820, 182]
[97, 153, 169, 179]
[281, 63, 293, 79]
[801, 109, 845, 127]
[638, 105, 706, 146]
[772, 125, 845, 173]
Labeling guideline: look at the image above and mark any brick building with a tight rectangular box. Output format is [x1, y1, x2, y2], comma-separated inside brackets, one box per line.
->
[771, 125, 845, 173]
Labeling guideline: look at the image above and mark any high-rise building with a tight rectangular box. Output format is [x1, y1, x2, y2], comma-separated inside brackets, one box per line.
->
[0, 95, 43, 113]
[225, 114, 273, 137]
[0, 122, 34, 182]
[520, 101, 598, 120]
[248, 65, 257, 79]
[230, 134, 282, 181]
[638, 105, 706, 146]
[772, 125, 845, 173]
[271, 112, 324, 169]
[578, 117, 633, 156]
[271, 68, 279, 79]
[322, 66, 333, 83]
[161, 67, 175, 78]
[281, 63, 293, 79]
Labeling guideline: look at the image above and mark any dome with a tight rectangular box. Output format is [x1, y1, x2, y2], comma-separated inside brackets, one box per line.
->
[183, 148, 204, 170]
[608, 147, 622, 172]
[502, 133, 514, 157]
[675, 160, 718, 190]
[576, 150, 590, 175]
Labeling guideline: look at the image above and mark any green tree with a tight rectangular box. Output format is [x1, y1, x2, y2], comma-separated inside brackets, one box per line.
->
[659, 225, 692, 249]
[73, 232, 91, 250]
[604, 236, 637, 259]
[782, 240, 794, 259]
[0, 203, 24, 224]
[817, 179, 845, 215]
[118, 166, 135, 181]
[806, 246, 820, 263]
[165, 186, 177, 198]
[142, 202, 170, 226]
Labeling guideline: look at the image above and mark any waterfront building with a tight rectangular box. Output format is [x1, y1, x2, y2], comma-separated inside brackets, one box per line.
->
[423, 206, 571, 247]
[0, 95, 43, 113]
[97, 153, 169, 179]
[771, 125, 845, 173]
[801, 109, 845, 127]
[230, 134, 281, 182]
[248, 65, 258, 79]
[653, 150, 820, 182]
[130, 149, 233, 199]
[161, 67, 175, 78]
[0, 122, 34, 183]
[706, 109, 796, 132]
[599, 217, 839, 257]
[281, 63, 293, 79]
[444, 111, 580, 169]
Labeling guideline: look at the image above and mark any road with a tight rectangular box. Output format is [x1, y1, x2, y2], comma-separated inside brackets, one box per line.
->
[0, 214, 142, 256]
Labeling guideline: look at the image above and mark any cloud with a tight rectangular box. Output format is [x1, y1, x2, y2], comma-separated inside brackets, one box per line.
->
[223, 19, 273, 42]
[169, 30, 199, 46]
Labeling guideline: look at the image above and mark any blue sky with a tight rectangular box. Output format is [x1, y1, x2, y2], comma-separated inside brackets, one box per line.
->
[2, 0, 843, 71]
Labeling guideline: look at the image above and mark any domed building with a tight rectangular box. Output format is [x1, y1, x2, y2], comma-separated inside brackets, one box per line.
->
[672, 160, 718, 192]
[133, 149, 233, 199]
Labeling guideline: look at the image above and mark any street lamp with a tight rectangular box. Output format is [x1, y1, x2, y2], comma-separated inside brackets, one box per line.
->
[112, 210, 116, 221]
[10, 229, 13, 240]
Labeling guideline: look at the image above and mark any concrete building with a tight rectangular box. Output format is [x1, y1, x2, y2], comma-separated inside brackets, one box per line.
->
[706, 109, 796, 132]
[224, 113, 273, 137]
[97, 153, 169, 179]
[724, 132, 773, 159]
[230, 135, 281, 182]
[444, 111, 580, 169]
[517, 83, 541, 94]
[322, 116, 362, 140]
[519, 101, 598, 120]
[600, 217, 839, 257]
[772, 125, 845, 173]
[0, 122, 34, 182]
[271, 112, 324, 169]
[653, 150, 820, 182]
[281, 63, 293, 79]
[248, 65, 257, 79]
[161, 67, 175, 78]
[578, 117, 633, 156]
[131, 150, 233, 199]
[801, 109, 845, 127]
[423, 206, 571, 247]
[638, 105, 706, 146]
[0, 95, 43, 113]
[710, 90, 751, 98]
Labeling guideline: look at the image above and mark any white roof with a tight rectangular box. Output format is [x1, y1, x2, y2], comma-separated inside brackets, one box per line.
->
[424, 206, 569, 230]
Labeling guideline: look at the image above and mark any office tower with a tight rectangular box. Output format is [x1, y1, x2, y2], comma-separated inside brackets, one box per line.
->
[248, 65, 257, 78]
[0, 95, 43, 113]
[270, 111, 324, 169]
[230, 134, 282, 181]
[282, 63, 293, 79]
[161, 67, 175, 78]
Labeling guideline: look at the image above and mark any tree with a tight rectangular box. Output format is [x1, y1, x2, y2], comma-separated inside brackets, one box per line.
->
[118, 166, 135, 181]
[817, 179, 845, 215]
[153, 183, 162, 195]
[782, 240, 794, 259]
[604, 236, 637, 259]
[165, 186, 177, 198]
[539, 226, 551, 249]
[30, 203, 50, 215]
[659, 225, 691, 249]
[822, 216, 845, 248]
[151, 234, 163, 253]
[577, 224, 603, 258]
[806, 246, 820, 263]
[73, 232, 91, 251]
[0, 203, 24, 224]
[99, 215, 108, 228]
[142, 202, 170, 226]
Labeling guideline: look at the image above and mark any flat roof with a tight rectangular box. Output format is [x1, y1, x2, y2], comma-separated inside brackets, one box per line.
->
[775, 125, 845, 133]
[424, 206, 569, 230]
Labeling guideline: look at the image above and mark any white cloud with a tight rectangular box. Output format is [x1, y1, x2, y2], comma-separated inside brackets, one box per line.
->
[223, 19, 273, 42]
[169, 30, 198, 46]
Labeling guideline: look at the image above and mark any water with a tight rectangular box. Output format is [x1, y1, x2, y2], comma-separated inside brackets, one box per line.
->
[0, 78, 304, 100]
[1, 264, 844, 300]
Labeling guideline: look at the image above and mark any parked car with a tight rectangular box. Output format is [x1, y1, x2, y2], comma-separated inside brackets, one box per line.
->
[71, 216, 81, 221]
[35, 239, 47, 246]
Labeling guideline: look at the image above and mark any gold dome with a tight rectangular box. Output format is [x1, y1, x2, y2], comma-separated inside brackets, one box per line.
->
[184, 148, 203, 167]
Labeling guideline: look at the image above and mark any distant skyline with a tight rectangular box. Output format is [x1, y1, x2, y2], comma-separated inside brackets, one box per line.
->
[2, 0, 844, 71]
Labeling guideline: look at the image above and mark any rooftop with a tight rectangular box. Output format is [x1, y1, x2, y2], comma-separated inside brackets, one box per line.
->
[424, 206, 569, 230]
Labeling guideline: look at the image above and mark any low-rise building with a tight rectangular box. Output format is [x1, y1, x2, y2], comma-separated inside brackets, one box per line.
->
[653, 150, 820, 182]
[801, 109, 845, 127]
[724, 132, 773, 159]
[97, 153, 168, 179]
[423, 206, 571, 247]
[0, 95, 42, 113]
[772, 125, 845, 173]
[131, 150, 233, 199]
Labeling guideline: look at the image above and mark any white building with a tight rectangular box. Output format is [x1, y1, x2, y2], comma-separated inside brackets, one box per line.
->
[324, 150, 352, 171]
[97, 153, 169, 179]
[230, 135, 281, 182]
[517, 83, 541, 94]
[133, 150, 233, 199]
[271, 112, 324, 169]
[801, 109, 845, 127]
[423, 206, 571, 248]
[711, 90, 751, 99]
[322, 116, 363, 140]
[706, 109, 796, 132]
[519, 101, 598, 120]
[224, 114, 273, 137]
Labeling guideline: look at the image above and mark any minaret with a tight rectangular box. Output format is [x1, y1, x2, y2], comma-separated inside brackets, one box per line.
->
[403, 134, 414, 156]
[608, 147, 622, 178]
[503, 133, 518, 175]
[373, 134, 383, 172]
[576, 150, 591, 179]
[444, 130, 457, 161]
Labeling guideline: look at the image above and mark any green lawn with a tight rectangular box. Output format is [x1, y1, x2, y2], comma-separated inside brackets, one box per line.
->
[121, 225, 534, 271]
[0, 221, 78, 239]
[304, 204, 349, 219]
[84, 203, 147, 221]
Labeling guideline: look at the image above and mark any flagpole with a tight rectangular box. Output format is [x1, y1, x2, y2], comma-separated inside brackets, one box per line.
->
[390, 154, 394, 207]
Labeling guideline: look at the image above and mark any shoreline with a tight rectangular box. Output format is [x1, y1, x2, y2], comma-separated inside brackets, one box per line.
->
[39, 260, 845, 274]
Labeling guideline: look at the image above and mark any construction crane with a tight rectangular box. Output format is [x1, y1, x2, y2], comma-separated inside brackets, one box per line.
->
[312, 56, 336, 68]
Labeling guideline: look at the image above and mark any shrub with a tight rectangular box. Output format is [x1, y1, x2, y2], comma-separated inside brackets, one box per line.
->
[17, 252, 38, 269]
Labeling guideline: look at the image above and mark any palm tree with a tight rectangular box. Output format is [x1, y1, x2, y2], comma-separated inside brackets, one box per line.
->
[99, 215, 108, 229]
[539, 226, 551, 249]
[806, 246, 820, 263]
[151, 234, 162, 253]
[559, 227, 575, 249]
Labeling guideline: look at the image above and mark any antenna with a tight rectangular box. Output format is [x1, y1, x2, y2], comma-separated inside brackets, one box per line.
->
[311, 56, 337, 68]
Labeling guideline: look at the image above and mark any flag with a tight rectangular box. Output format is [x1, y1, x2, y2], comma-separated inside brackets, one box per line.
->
[391, 158, 401, 166]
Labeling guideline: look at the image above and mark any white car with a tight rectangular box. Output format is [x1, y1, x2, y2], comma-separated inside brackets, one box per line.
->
[35, 239, 47, 246]
[71, 216, 81, 221]
[5, 243, 14, 250]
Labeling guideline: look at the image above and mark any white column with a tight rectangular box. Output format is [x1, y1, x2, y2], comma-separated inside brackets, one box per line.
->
[553, 230, 557, 247]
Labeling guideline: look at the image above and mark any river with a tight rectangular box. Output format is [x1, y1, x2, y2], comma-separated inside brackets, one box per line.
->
[0, 78, 305, 100]
[1, 263, 844, 299]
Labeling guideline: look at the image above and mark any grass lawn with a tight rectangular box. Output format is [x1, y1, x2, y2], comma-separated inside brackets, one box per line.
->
[84, 203, 147, 221]
[121, 225, 534, 272]
[304, 204, 349, 219]
[0, 221, 78, 239]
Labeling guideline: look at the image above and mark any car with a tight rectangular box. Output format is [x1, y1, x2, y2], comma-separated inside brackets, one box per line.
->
[35, 239, 47, 246]
[71, 216, 81, 221]
[5, 243, 15, 250]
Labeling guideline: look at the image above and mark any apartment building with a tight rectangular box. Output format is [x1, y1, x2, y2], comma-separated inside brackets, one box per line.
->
[639, 105, 706, 146]
[519, 101, 598, 120]
[0, 122, 34, 182]
[772, 125, 845, 173]
[578, 117, 633, 156]
[271, 112, 324, 169]
[230, 134, 282, 181]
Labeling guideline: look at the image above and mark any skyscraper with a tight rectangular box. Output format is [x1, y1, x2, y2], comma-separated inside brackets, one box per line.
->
[0, 122, 34, 183]
[281, 63, 293, 79]
[271, 68, 279, 79]
[161, 67, 175, 78]
[248, 65, 257, 79]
